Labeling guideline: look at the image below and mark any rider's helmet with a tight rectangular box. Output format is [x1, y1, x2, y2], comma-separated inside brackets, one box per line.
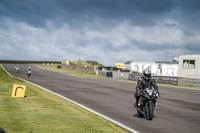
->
[143, 68, 151, 81]
[29, 67, 31, 69]
[16, 65, 18, 67]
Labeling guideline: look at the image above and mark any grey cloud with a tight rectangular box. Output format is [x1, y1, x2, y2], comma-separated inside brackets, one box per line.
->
[1, 0, 199, 28]
[0, 0, 200, 65]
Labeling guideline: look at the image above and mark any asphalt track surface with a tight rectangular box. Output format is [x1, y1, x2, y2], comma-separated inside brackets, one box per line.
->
[2, 64, 200, 133]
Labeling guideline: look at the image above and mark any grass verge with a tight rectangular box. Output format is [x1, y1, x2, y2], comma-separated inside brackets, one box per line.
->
[38, 64, 108, 78]
[0, 65, 128, 133]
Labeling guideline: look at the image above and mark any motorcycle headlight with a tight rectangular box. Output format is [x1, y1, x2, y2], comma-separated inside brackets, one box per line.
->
[156, 93, 158, 97]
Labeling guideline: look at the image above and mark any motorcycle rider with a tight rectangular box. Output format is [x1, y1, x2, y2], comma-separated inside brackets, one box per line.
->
[27, 67, 32, 76]
[134, 68, 159, 107]
[15, 65, 19, 69]
[15, 65, 19, 72]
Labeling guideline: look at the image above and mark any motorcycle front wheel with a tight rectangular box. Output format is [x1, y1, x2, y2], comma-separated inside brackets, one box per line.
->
[146, 102, 154, 120]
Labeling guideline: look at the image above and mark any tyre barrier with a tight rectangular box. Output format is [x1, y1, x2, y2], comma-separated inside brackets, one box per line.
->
[57, 66, 62, 69]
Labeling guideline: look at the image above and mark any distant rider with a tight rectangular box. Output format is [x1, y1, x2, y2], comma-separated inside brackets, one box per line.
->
[15, 65, 19, 70]
[27, 67, 32, 76]
[15, 65, 19, 72]
[134, 68, 159, 107]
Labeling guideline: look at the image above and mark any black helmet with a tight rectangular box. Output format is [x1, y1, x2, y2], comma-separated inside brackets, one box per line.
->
[143, 68, 151, 80]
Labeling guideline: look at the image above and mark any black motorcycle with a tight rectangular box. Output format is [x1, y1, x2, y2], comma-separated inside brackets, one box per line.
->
[15, 67, 19, 73]
[134, 85, 158, 120]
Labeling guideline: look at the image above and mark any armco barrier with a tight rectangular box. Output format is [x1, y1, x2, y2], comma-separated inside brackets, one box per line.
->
[129, 73, 200, 87]
[178, 78, 200, 87]
[152, 76, 178, 85]
[98, 70, 113, 77]
[57, 66, 61, 69]
[129, 73, 178, 85]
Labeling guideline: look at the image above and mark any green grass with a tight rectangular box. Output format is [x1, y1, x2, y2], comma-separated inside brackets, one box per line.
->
[39, 64, 108, 78]
[71, 60, 93, 67]
[119, 79, 137, 83]
[0, 65, 128, 133]
[157, 82, 200, 89]
[70, 60, 103, 67]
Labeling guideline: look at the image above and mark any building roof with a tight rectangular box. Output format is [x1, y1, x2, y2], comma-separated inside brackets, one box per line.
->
[179, 54, 200, 57]
[125, 60, 179, 64]
[156, 61, 178, 64]
[125, 60, 156, 64]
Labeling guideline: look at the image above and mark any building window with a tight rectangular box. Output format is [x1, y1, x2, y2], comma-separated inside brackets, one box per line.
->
[135, 65, 139, 71]
[158, 64, 161, 69]
[183, 60, 195, 69]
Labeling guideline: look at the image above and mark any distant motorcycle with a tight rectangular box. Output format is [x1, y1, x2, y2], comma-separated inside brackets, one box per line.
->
[15, 67, 19, 73]
[27, 70, 31, 77]
[134, 85, 159, 120]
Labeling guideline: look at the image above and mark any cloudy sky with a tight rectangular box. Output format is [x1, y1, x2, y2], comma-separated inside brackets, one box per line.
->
[0, 0, 200, 66]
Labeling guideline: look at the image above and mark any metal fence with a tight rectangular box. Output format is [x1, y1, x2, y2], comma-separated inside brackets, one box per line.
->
[98, 70, 113, 77]
[129, 73, 200, 87]
[178, 78, 200, 87]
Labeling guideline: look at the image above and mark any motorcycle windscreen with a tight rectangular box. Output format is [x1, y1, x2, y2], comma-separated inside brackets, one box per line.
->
[145, 85, 154, 96]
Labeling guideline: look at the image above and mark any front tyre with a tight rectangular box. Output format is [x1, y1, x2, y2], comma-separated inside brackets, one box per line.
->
[147, 102, 154, 120]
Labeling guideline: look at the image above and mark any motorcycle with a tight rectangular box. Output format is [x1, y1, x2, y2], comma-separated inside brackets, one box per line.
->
[27, 70, 31, 77]
[134, 85, 159, 120]
[15, 67, 19, 73]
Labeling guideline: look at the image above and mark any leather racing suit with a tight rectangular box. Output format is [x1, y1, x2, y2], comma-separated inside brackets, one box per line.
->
[135, 76, 159, 107]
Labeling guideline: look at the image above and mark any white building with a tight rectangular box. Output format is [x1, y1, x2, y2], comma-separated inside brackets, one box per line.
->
[124, 60, 178, 76]
[125, 61, 156, 73]
[178, 55, 200, 78]
[156, 61, 179, 76]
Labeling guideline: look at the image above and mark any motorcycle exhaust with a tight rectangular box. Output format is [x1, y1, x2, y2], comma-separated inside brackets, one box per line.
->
[133, 104, 145, 116]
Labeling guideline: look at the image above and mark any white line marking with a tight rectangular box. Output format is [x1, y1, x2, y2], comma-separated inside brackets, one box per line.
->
[1, 64, 139, 133]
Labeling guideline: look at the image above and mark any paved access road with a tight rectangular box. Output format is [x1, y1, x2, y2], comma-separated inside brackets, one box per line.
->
[2, 64, 200, 133]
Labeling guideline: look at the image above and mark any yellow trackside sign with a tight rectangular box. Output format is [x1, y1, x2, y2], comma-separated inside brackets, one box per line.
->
[11, 84, 26, 98]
